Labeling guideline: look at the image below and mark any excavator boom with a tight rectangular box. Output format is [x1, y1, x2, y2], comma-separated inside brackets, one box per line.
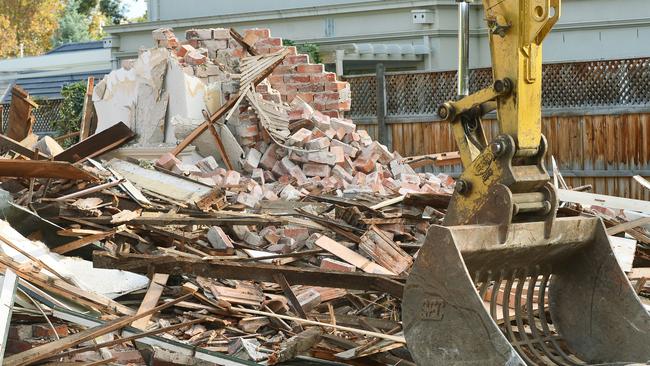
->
[402, 1, 650, 365]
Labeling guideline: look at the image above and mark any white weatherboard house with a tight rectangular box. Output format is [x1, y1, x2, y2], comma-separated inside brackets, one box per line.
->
[104, 0, 650, 74]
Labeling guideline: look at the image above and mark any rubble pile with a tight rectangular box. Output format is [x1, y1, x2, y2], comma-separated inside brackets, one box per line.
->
[0, 26, 646, 366]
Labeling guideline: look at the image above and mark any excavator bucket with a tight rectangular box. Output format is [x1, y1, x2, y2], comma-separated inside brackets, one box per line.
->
[403, 216, 650, 365]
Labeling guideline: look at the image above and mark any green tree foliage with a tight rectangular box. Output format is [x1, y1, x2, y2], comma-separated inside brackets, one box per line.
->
[53, 0, 92, 46]
[76, 0, 97, 15]
[0, 0, 64, 57]
[282, 39, 322, 64]
[77, 0, 125, 23]
[53, 81, 86, 147]
[100, 0, 126, 24]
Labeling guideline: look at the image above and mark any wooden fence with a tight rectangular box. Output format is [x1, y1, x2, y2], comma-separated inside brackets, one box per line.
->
[345, 59, 650, 200]
[355, 114, 650, 200]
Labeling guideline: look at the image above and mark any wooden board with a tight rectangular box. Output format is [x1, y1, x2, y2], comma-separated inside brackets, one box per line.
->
[357, 113, 650, 200]
[606, 216, 650, 235]
[79, 77, 96, 141]
[6, 86, 37, 142]
[314, 235, 394, 275]
[0, 160, 97, 181]
[51, 230, 117, 254]
[131, 273, 169, 330]
[54, 122, 134, 163]
[3, 294, 190, 366]
[557, 189, 650, 213]
[94, 252, 405, 298]
[0, 134, 49, 160]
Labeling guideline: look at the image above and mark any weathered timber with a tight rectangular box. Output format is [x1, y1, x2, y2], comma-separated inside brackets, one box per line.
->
[62, 215, 286, 226]
[93, 252, 405, 298]
[0, 160, 97, 181]
[3, 293, 192, 366]
[54, 122, 134, 163]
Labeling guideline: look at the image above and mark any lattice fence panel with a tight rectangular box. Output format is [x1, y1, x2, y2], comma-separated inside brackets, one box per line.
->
[1, 99, 62, 135]
[346, 58, 650, 119]
[348, 75, 376, 118]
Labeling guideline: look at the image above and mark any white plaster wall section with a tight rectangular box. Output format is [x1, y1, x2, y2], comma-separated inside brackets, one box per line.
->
[93, 67, 138, 133]
[93, 48, 170, 141]
[164, 59, 207, 142]
[133, 48, 169, 144]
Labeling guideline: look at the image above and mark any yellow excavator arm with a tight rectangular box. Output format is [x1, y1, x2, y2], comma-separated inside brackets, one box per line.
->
[402, 1, 650, 365]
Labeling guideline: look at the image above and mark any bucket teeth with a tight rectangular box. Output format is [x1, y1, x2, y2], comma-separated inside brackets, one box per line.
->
[403, 218, 650, 366]
[478, 269, 586, 366]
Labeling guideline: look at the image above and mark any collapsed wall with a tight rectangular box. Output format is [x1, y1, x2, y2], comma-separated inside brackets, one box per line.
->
[92, 27, 455, 208]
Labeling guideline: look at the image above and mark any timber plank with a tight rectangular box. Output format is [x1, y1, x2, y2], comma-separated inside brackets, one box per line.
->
[93, 252, 405, 298]
[3, 293, 191, 366]
[0, 160, 97, 181]
[54, 122, 134, 163]
[131, 273, 169, 330]
[314, 235, 394, 275]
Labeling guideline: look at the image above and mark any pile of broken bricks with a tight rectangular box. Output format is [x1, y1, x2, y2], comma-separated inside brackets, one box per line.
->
[0, 26, 647, 366]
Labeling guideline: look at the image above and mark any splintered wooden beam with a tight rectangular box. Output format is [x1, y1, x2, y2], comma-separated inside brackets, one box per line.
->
[273, 273, 308, 319]
[47, 316, 214, 361]
[79, 77, 95, 141]
[54, 121, 134, 163]
[229, 28, 258, 56]
[170, 49, 290, 156]
[0, 160, 97, 181]
[207, 121, 234, 170]
[401, 151, 461, 169]
[0, 268, 17, 363]
[93, 252, 405, 298]
[51, 229, 118, 254]
[606, 216, 650, 236]
[3, 293, 193, 366]
[131, 273, 169, 330]
[0, 134, 49, 160]
[0, 253, 134, 316]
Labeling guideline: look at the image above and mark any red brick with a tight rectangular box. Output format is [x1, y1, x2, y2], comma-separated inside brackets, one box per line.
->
[324, 72, 337, 81]
[272, 65, 295, 74]
[297, 83, 324, 93]
[177, 44, 195, 57]
[264, 46, 285, 53]
[187, 39, 200, 48]
[325, 81, 349, 91]
[296, 92, 314, 103]
[286, 54, 309, 64]
[314, 92, 340, 103]
[296, 64, 324, 73]
[338, 100, 352, 110]
[303, 163, 331, 177]
[332, 164, 354, 183]
[321, 258, 356, 272]
[282, 226, 310, 242]
[156, 153, 182, 170]
[185, 51, 207, 65]
[244, 28, 271, 38]
[355, 158, 376, 174]
[284, 46, 297, 55]
[284, 74, 311, 83]
[255, 37, 282, 47]
[321, 110, 340, 118]
[330, 146, 345, 163]
[268, 75, 284, 84]
[33, 323, 69, 338]
[231, 47, 245, 58]
[110, 349, 146, 364]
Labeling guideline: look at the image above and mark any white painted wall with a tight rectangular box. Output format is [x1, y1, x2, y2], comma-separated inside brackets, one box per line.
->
[111, 0, 650, 73]
[0, 48, 111, 84]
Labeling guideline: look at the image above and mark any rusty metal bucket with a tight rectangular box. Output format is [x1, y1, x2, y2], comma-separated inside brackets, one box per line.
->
[403, 216, 650, 365]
